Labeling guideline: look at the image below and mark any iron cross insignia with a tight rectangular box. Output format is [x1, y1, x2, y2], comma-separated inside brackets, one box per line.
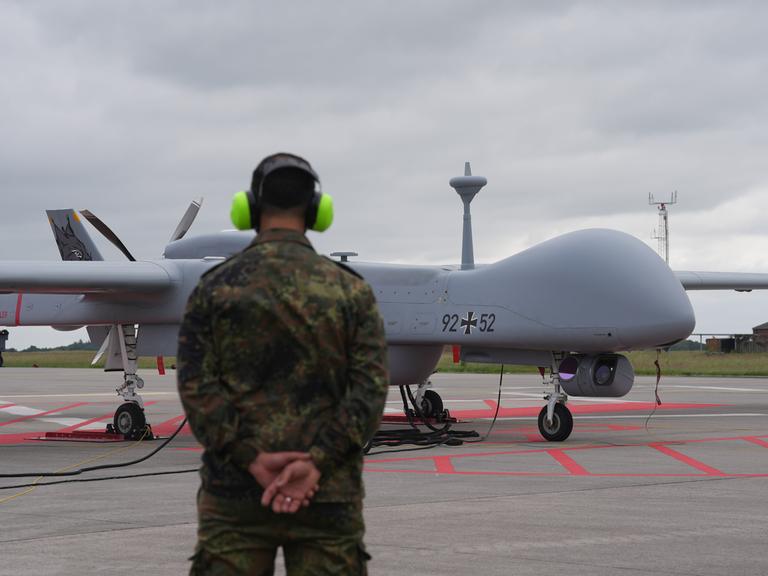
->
[460, 311, 478, 335]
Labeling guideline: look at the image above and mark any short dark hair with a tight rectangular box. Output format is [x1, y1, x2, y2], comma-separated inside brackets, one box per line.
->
[261, 167, 315, 209]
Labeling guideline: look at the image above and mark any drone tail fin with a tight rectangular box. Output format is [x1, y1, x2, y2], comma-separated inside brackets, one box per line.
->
[46, 209, 104, 261]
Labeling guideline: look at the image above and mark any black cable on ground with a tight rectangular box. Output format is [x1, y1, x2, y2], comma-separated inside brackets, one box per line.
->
[460, 363, 504, 444]
[0, 418, 188, 479]
[366, 365, 504, 456]
[0, 468, 198, 491]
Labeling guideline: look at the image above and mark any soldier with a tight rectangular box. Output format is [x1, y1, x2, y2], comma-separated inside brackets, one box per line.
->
[0, 329, 8, 368]
[177, 152, 389, 575]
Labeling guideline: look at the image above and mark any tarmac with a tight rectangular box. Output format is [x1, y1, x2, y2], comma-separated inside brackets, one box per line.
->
[0, 367, 767, 575]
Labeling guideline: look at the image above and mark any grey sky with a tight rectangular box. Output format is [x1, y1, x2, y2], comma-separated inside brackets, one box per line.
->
[2, 1, 768, 349]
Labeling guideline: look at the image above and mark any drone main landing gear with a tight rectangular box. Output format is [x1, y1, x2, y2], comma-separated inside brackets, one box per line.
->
[412, 379, 445, 420]
[538, 353, 574, 442]
[103, 324, 153, 440]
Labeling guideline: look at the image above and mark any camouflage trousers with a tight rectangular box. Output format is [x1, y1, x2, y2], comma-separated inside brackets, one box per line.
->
[190, 488, 370, 575]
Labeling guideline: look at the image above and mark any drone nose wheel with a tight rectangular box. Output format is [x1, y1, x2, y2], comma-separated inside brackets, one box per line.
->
[537, 403, 573, 442]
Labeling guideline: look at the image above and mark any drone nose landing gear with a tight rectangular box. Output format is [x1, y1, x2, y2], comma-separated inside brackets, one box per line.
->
[537, 353, 574, 442]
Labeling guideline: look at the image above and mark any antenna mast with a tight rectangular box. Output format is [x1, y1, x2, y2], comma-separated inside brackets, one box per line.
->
[648, 191, 677, 264]
[450, 162, 487, 270]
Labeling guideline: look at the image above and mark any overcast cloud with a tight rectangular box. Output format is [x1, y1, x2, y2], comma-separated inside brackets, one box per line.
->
[2, 1, 768, 349]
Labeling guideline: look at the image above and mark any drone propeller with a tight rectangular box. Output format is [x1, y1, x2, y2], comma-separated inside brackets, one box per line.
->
[80, 209, 136, 262]
[169, 198, 203, 242]
[80, 199, 203, 261]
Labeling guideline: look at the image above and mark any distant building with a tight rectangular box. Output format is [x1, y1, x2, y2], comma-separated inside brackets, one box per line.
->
[753, 322, 768, 340]
[703, 327, 768, 354]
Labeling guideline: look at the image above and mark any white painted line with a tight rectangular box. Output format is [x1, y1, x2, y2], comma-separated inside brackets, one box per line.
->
[38, 417, 86, 427]
[485, 413, 768, 421]
[0, 392, 176, 399]
[385, 399, 490, 405]
[82, 421, 110, 430]
[650, 385, 768, 393]
[0, 405, 42, 416]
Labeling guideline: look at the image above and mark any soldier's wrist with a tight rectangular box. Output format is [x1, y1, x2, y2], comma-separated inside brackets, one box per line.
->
[231, 441, 260, 470]
[309, 446, 329, 474]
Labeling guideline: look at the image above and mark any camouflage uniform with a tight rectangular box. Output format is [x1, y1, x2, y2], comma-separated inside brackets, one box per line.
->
[177, 228, 389, 575]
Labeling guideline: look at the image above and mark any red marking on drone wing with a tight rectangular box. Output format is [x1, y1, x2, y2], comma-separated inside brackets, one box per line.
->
[14, 294, 22, 326]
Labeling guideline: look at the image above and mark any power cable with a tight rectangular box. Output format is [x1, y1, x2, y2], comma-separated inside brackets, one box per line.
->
[0, 468, 198, 491]
[0, 418, 187, 479]
[366, 365, 504, 456]
[644, 349, 663, 432]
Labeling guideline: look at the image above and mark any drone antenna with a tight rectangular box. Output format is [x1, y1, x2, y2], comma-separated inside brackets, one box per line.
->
[450, 162, 487, 270]
[648, 191, 678, 264]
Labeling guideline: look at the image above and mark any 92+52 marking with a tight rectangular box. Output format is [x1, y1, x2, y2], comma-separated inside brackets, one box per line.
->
[442, 311, 495, 335]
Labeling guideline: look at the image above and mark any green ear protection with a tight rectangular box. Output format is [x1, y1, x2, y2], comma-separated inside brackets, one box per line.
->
[230, 153, 334, 233]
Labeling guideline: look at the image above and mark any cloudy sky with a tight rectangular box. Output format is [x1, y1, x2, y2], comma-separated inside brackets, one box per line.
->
[2, 0, 768, 349]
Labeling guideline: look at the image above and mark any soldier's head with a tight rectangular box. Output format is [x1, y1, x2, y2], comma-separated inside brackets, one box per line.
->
[230, 152, 334, 233]
[260, 164, 315, 229]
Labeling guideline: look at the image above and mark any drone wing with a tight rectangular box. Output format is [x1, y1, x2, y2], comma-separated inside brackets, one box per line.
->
[0, 261, 173, 294]
[675, 271, 768, 292]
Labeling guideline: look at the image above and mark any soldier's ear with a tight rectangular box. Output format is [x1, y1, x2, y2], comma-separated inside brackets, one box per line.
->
[231, 190, 256, 230]
[306, 193, 334, 232]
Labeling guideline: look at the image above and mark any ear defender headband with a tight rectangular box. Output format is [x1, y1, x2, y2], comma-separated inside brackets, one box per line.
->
[230, 153, 334, 233]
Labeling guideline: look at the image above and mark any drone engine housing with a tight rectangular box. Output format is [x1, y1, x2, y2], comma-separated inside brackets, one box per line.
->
[558, 353, 634, 397]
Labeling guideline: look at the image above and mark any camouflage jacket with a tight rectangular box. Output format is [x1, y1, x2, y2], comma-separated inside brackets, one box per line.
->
[177, 228, 389, 502]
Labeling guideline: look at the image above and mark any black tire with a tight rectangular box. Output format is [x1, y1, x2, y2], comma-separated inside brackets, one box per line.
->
[537, 403, 573, 442]
[420, 390, 444, 419]
[114, 402, 146, 437]
[0, 354, 4, 368]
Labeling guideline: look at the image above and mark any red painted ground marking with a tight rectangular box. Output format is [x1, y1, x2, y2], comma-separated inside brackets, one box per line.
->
[366, 444, 611, 466]
[484, 399, 499, 411]
[0, 432, 41, 445]
[547, 449, 590, 475]
[490, 423, 643, 436]
[151, 415, 190, 436]
[433, 456, 455, 473]
[367, 434, 768, 466]
[445, 402, 723, 420]
[55, 401, 159, 433]
[0, 404, 16, 410]
[649, 434, 768, 446]
[363, 468, 572, 477]
[362, 467, 768, 479]
[650, 444, 726, 476]
[14, 294, 22, 326]
[743, 437, 768, 449]
[0, 402, 88, 428]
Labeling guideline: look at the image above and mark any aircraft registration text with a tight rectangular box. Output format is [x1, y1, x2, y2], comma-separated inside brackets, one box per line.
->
[442, 312, 495, 335]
